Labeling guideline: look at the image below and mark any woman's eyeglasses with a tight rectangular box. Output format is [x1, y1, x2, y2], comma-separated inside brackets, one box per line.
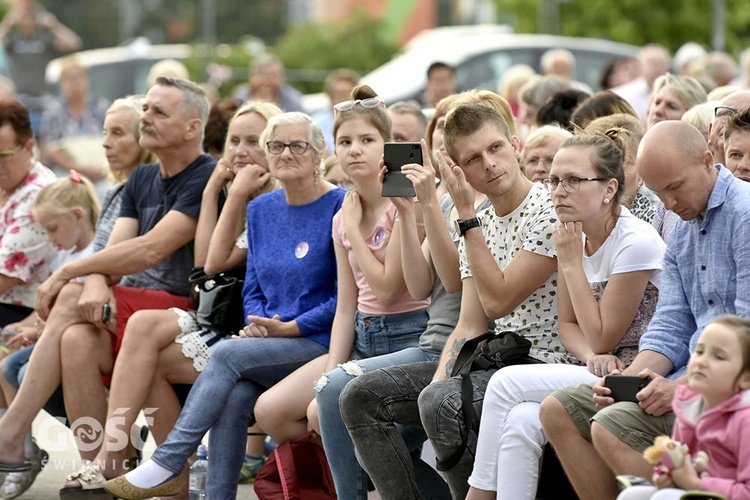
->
[333, 98, 386, 115]
[266, 141, 310, 155]
[542, 177, 607, 193]
[0, 144, 22, 164]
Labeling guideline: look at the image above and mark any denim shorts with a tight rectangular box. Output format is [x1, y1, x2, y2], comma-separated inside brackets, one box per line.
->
[352, 309, 428, 360]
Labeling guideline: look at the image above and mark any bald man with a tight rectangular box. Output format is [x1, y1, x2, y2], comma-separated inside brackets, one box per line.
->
[708, 90, 750, 166]
[540, 121, 750, 499]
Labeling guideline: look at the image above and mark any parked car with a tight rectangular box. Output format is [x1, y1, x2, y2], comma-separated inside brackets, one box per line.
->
[303, 26, 640, 112]
[45, 37, 191, 101]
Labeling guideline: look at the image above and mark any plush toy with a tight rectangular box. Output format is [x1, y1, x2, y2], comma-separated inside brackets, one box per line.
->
[643, 435, 710, 477]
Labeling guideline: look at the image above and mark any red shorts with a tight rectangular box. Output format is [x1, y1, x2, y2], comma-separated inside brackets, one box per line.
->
[102, 286, 191, 385]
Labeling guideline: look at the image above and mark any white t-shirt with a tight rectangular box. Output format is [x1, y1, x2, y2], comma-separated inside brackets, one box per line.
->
[582, 207, 666, 363]
[611, 77, 651, 122]
[459, 182, 572, 363]
[51, 241, 95, 283]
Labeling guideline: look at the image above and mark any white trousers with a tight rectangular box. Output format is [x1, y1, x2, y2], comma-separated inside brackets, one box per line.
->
[617, 485, 687, 499]
[468, 364, 598, 498]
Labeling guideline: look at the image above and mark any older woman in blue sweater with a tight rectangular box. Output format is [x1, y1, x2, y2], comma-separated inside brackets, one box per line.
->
[104, 112, 345, 499]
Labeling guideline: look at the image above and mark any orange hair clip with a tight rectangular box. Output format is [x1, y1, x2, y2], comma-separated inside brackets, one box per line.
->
[69, 169, 82, 183]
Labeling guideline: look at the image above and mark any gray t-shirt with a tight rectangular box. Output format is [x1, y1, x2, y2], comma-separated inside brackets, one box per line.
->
[4, 28, 56, 96]
[418, 194, 493, 356]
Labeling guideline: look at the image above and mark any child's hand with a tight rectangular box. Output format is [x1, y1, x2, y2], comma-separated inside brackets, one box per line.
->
[669, 454, 702, 491]
[652, 469, 675, 490]
[7, 328, 38, 345]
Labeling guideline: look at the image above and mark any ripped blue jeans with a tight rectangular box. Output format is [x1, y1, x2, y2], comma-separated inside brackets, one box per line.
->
[315, 310, 429, 500]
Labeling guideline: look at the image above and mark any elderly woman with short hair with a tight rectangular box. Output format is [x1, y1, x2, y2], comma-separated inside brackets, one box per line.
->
[104, 112, 345, 500]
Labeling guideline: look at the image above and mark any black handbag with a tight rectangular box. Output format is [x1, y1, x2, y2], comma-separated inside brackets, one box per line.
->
[188, 266, 246, 337]
[449, 330, 540, 376]
[436, 331, 543, 471]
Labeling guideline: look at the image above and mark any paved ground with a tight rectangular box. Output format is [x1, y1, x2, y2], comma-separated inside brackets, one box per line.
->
[20, 413, 398, 499]
[17, 413, 258, 499]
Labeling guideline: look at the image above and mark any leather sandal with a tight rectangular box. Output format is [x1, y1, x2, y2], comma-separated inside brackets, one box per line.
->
[0, 445, 48, 499]
[103, 475, 181, 499]
[0, 462, 30, 473]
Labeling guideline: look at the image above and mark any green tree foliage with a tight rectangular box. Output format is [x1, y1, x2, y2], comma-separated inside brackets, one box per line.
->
[181, 10, 400, 97]
[494, 0, 750, 57]
[183, 42, 254, 97]
[273, 9, 399, 94]
[32, 1, 285, 49]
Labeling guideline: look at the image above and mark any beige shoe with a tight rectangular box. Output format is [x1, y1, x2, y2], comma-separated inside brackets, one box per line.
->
[103, 475, 180, 499]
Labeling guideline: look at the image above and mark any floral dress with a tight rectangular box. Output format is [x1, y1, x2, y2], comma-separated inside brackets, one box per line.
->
[0, 163, 57, 308]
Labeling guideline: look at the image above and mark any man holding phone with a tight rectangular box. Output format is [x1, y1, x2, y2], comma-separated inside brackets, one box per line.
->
[540, 120, 750, 499]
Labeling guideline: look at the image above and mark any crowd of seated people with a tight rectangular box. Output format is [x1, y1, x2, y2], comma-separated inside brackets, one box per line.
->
[1, 34, 750, 500]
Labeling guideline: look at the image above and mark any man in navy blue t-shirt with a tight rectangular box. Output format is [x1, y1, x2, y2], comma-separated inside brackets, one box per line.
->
[0, 77, 215, 478]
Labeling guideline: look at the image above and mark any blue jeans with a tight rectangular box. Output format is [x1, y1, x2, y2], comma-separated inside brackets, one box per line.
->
[150, 336, 328, 500]
[316, 310, 428, 500]
[4, 345, 67, 420]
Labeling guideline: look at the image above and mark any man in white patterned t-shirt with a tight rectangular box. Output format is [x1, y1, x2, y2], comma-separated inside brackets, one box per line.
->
[340, 103, 570, 499]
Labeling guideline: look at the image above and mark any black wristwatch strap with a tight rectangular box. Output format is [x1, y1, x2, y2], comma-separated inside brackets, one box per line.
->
[455, 217, 480, 237]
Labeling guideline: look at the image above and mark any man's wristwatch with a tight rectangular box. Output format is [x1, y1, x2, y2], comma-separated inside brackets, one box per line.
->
[454, 217, 480, 237]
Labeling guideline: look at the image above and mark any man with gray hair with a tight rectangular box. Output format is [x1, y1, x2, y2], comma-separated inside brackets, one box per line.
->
[0, 77, 215, 493]
[388, 101, 428, 142]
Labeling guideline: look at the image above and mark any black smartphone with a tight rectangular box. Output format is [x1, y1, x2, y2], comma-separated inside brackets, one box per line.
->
[382, 142, 420, 197]
[604, 375, 650, 403]
[102, 303, 112, 323]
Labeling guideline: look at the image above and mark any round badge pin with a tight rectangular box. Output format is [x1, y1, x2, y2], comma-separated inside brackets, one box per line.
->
[295, 241, 309, 259]
[373, 229, 387, 247]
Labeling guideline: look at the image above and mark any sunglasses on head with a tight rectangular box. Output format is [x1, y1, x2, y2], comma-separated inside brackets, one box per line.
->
[333, 98, 386, 115]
